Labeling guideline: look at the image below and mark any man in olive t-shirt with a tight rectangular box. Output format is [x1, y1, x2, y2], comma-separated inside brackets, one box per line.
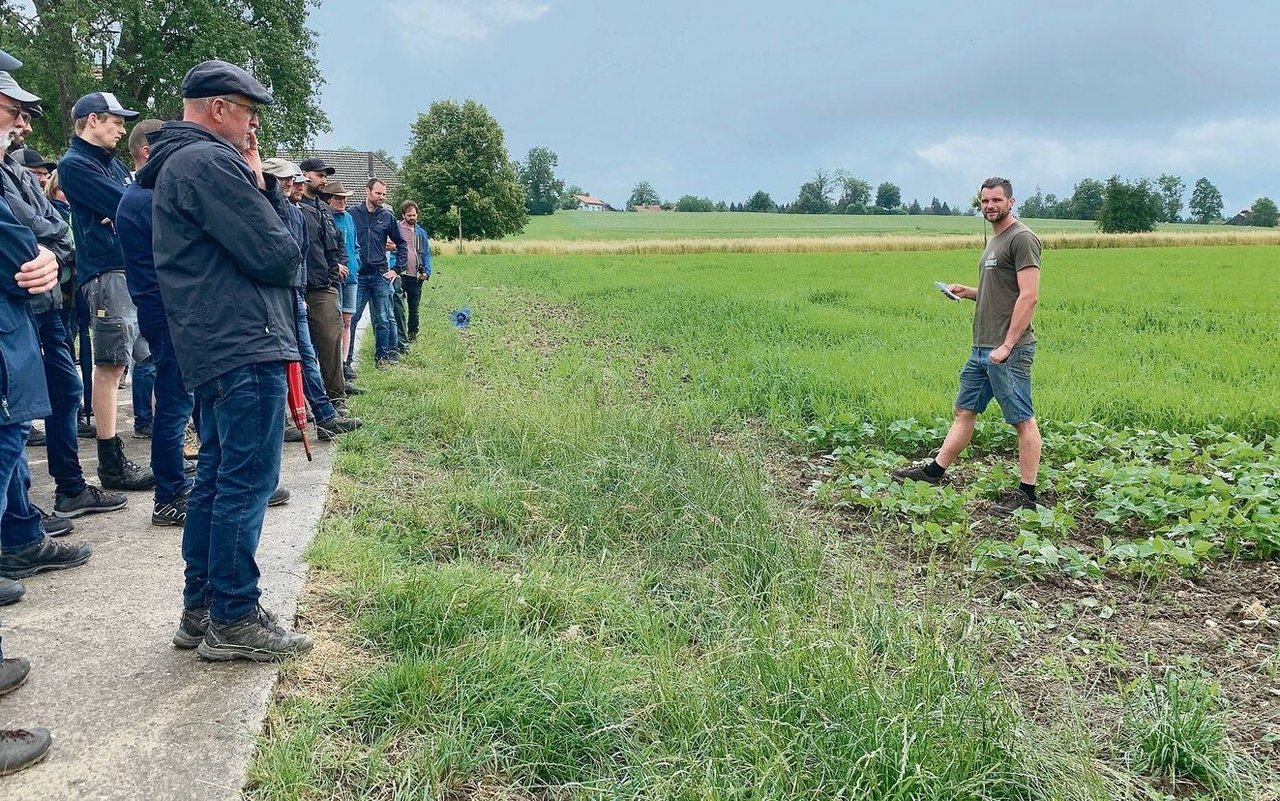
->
[893, 177, 1043, 515]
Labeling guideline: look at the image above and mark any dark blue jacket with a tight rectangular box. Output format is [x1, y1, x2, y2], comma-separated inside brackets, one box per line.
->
[56, 135, 132, 286]
[0, 153, 72, 314]
[137, 121, 300, 390]
[115, 182, 166, 335]
[0, 194, 52, 424]
[348, 202, 407, 275]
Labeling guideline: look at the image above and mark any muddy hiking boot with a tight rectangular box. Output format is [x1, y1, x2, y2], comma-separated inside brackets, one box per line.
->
[174, 604, 279, 649]
[97, 436, 155, 491]
[0, 728, 52, 776]
[316, 415, 362, 441]
[891, 462, 947, 485]
[197, 607, 311, 662]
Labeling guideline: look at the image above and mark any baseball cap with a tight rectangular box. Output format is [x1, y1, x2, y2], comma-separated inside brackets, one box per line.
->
[0, 71, 40, 104]
[181, 60, 273, 105]
[298, 157, 334, 175]
[18, 148, 56, 171]
[72, 91, 139, 120]
[261, 157, 303, 180]
[0, 49, 20, 72]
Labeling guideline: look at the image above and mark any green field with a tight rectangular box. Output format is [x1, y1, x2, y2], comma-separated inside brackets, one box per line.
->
[253, 245, 1279, 800]
[512, 209, 1210, 241]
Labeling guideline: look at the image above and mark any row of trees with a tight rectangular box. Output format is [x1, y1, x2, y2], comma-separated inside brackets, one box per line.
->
[1019, 175, 1229, 225]
[1090, 176, 1276, 233]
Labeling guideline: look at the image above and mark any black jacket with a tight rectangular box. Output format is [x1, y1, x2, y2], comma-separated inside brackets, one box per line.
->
[298, 193, 342, 291]
[136, 122, 300, 391]
[56, 134, 131, 286]
[0, 152, 73, 314]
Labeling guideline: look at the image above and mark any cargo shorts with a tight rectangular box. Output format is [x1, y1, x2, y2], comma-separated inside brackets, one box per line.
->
[82, 271, 150, 367]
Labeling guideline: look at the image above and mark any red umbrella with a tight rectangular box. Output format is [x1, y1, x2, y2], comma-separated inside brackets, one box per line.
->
[285, 361, 312, 461]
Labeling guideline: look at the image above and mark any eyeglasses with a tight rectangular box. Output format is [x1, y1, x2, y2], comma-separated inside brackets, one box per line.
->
[219, 97, 260, 119]
[0, 102, 21, 119]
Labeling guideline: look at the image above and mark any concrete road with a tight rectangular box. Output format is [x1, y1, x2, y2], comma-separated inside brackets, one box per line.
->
[0, 376, 336, 800]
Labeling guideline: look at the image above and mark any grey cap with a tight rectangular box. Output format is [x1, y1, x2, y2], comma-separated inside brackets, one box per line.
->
[181, 60, 273, 105]
[261, 157, 302, 180]
[0, 71, 40, 104]
[0, 49, 20, 72]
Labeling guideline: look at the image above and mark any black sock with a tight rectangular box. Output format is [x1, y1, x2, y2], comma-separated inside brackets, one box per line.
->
[1019, 482, 1037, 501]
[923, 460, 946, 479]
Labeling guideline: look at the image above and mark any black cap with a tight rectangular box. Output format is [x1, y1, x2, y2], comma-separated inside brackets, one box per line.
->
[18, 148, 56, 171]
[298, 157, 334, 175]
[181, 60, 273, 105]
[0, 49, 20, 72]
[72, 92, 139, 120]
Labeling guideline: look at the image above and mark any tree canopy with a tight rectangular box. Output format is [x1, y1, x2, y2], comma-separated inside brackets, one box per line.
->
[1248, 197, 1278, 228]
[1189, 178, 1224, 224]
[744, 190, 775, 213]
[517, 146, 564, 216]
[875, 181, 901, 210]
[1095, 176, 1162, 233]
[397, 99, 526, 240]
[0, 0, 327, 156]
[627, 181, 660, 209]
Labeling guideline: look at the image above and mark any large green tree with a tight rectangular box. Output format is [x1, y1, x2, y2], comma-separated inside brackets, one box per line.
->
[1188, 178, 1224, 224]
[743, 190, 775, 213]
[516, 146, 564, 216]
[0, 0, 327, 156]
[834, 171, 871, 213]
[1155, 173, 1185, 223]
[627, 181, 660, 209]
[874, 181, 901, 211]
[397, 99, 526, 240]
[1068, 178, 1105, 220]
[1248, 197, 1278, 228]
[1095, 176, 1162, 233]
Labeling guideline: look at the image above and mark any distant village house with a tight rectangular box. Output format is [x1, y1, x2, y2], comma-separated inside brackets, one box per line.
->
[571, 193, 615, 212]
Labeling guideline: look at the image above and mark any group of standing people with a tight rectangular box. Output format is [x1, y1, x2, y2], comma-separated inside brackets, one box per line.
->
[0, 52, 431, 775]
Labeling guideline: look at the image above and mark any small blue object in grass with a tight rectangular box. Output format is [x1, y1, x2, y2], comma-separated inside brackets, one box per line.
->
[451, 307, 472, 328]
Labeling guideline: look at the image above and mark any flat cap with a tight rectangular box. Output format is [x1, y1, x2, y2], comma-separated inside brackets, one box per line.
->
[18, 149, 56, 171]
[0, 49, 20, 72]
[72, 91, 139, 120]
[298, 157, 334, 175]
[0, 71, 40, 104]
[181, 60, 273, 105]
[318, 179, 352, 197]
[22, 101, 43, 119]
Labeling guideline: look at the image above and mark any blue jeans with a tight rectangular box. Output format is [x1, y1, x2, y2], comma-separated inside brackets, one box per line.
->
[143, 325, 194, 504]
[132, 354, 156, 432]
[956, 344, 1036, 424]
[0, 422, 43, 553]
[74, 285, 93, 414]
[293, 291, 336, 422]
[35, 309, 87, 497]
[182, 362, 286, 623]
[353, 273, 395, 360]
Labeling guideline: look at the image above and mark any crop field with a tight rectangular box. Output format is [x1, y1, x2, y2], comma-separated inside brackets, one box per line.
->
[513, 210, 1211, 241]
[252, 244, 1279, 800]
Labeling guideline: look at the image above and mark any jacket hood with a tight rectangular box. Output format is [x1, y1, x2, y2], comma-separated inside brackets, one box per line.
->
[136, 121, 237, 189]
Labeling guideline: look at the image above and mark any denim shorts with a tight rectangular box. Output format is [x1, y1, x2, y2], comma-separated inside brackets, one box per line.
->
[340, 283, 357, 314]
[82, 271, 149, 366]
[955, 344, 1036, 424]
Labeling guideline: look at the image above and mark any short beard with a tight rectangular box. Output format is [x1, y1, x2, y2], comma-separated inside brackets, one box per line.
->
[985, 208, 1010, 223]
[0, 130, 15, 151]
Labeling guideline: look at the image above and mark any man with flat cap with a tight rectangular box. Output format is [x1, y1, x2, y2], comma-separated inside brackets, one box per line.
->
[57, 90, 155, 493]
[137, 59, 312, 662]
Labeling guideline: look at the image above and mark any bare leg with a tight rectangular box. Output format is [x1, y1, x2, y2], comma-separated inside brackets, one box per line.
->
[1013, 417, 1041, 484]
[340, 311, 353, 364]
[936, 408, 978, 468]
[93, 364, 126, 440]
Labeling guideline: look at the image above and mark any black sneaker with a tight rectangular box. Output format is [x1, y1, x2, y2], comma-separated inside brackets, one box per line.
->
[196, 608, 312, 662]
[993, 491, 1038, 517]
[342, 364, 357, 381]
[77, 413, 97, 439]
[35, 506, 73, 538]
[0, 578, 24, 606]
[891, 462, 946, 486]
[316, 415, 362, 440]
[268, 486, 291, 507]
[343, 382, 364, 396]
[152, 493, 188, 527]
[132, 423, 152, 439]
[0, 727, 52, 776]
[284, 426, 304, 443]
[0, 537, 93, 579]
[0, 657, 30, 695]
[25, 428, 44, 447]
[53, 485, 127, 518]
[174, 604, 279, 649]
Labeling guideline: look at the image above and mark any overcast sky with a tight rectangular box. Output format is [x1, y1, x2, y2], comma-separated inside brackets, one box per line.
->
[311, 0, 1278, 214]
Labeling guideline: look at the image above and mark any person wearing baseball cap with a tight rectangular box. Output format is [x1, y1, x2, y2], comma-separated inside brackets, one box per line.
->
[136, 59, 313, 663]
[298, 157, 334, 177]
[321, 180, 362, 372]
[17, 149, 56, 190]
[57, 86, 155, 493]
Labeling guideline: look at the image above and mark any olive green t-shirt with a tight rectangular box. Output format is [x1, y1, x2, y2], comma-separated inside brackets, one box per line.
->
[973, 220, 1040, 347]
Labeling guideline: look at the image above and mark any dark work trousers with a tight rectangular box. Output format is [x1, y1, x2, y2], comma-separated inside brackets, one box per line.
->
[304, 288, 346, 402]
[402, 274, 424, 339]
[36, 309, 88, 498]
[142, 324, 194, 505]
[390, 276, 408, 350]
